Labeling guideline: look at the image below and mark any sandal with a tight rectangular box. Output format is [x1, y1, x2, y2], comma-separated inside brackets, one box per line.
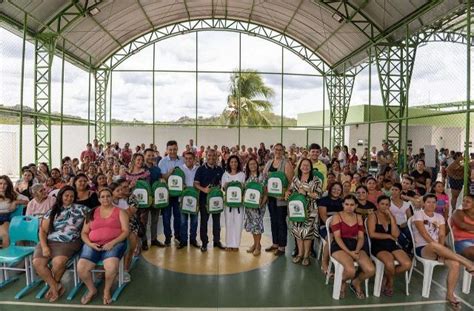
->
[253, 247, 261, 256]
[383, 287, 394, 297]
[350, 281, 365, 299]
[446, 297, 461, 310]
[48, 283, 65, 303]
[246, 245, 256, 253]
[301, 257, 311, 266]
[292, 256, 302, 264]
[103, 295, 112, 305]
[80, 289, 97, 305]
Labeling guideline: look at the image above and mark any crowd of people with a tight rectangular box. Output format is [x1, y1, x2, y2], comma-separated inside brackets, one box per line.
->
[1, 138, 474, 307]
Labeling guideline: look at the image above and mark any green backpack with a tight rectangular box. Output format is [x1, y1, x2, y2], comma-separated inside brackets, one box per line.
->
[168, 167, 185, 197]
[243, 181, 264, 209]
[132, 180, 152, 208]
[287, 192, 308, 222]
[266, 171, 288, 198]
[152, 181, 169, 209]
[312, 169, 325, 185]
[181, 187, 199, 214]
[225, 181, 243, 208]
[207, 186, 224, 214]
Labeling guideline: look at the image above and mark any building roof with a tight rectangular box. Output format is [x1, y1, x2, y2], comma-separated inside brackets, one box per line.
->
[0, 0, 467, 72]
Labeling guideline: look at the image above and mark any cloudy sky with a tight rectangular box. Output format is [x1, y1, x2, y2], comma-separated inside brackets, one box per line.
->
[1, 27, 471, 124]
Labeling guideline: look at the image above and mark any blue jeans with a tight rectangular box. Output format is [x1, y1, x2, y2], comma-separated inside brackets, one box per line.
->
[180, 213, 198, 245]
[162, 196, 181, 241]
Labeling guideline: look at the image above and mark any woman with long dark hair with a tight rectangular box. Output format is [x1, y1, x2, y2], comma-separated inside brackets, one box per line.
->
[221, 155, 246, 251]
[78, 188, 129, 305]
[244, 158, 267, 256]
[0, 175, 28, 247]
[32, 186, 89, 302]
[285, 158, 323, 266]
[73, 173, 100, 209]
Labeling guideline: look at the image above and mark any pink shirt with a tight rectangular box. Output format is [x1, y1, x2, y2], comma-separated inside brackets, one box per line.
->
[89, 207, 122, 245]
[26, 196, 56, 216]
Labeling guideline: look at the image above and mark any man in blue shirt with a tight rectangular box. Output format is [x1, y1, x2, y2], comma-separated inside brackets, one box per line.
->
[158, 140, 184, 246]
[194, 149, 224, 252]
[142, 148, 163, 250]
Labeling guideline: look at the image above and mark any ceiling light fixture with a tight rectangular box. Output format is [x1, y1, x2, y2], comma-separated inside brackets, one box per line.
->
[89, 7, 101, 16]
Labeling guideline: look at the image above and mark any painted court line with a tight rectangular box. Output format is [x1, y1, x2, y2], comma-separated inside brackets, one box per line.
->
[0, 300, 449, 310]
[413, 268, 474, 310]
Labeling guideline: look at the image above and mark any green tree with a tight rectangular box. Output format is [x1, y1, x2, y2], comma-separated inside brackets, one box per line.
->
[222, 70, 275, 126]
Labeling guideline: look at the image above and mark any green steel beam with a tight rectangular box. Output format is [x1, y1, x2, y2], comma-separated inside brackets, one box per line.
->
[19, 13, 27, 174]
[326, 70, 355, 148]
[60, 39, 65, 160]
[0, 107, 95, 125]
[5, 0, 95, 69]
[34, 32, 57, 167]
[331, 0, 442, 73]
[375, 42, 416, 156]
[95, 69, 110, 144]
[465, 0, 471, 194]
[101, 18, 328, 75]
[0, 12, 91, 70]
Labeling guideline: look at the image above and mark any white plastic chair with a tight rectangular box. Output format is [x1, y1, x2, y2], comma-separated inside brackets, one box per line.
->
[364, 218, 409, 297]
[407, 217, 445, 298]
[325, 216, 369, 300]
[446, 216, 472, 294]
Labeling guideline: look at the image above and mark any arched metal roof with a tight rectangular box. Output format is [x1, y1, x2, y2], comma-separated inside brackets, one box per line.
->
[0, 0, 467, 72]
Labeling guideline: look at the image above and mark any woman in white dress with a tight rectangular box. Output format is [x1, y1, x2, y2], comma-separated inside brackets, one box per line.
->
[221, 155, 246, 251]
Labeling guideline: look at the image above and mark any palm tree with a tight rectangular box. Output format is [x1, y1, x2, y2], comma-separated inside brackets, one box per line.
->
[222, 70, 275, 126]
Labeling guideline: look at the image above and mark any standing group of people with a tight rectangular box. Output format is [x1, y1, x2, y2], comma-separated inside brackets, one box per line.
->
[1, 138, 474, 307]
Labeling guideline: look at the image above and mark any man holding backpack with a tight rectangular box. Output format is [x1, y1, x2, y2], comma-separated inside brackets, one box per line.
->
[194, 149, 225, 252]
[158, 140, 184, 246]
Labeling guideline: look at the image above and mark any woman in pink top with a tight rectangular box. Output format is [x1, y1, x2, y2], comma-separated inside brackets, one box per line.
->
[26, 184, 56, 216]
[78, 188, 129, 305]
[366, 177, 383, 206]
[451, 194, 474, 260]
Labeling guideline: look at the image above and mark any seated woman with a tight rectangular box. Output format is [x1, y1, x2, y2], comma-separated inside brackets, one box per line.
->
[26, 184, 56, 216]
[389, 183, 413, 253]
[33, 186, 89, 302]
[78, 188, 129, 305]
[330, 194, 375, 299]
[73, 174, 100, 209]
[412, 194, 474, 309]
[15, 169, 35, 200]
[318, 182, 343, 274]
[367, 195, 411, 296]
[0, 175, 29, 247]
[451, 194, 474, 260]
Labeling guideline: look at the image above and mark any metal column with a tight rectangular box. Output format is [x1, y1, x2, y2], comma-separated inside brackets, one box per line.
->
[375, 43, 416, 155]
[95, 68, 110, 144]
[326, 72, 355, 148]
[34, 33, 57, 167]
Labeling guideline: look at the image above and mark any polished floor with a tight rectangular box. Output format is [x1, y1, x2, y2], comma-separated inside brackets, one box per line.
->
[0, 215, 473, 311]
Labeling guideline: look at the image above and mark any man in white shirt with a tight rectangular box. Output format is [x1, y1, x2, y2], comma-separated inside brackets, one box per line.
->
[177, 152, 199, 249]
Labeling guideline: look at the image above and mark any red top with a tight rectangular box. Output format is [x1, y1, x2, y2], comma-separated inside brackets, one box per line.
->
[80, 150, 96, 162]
[89, 207, 122, 245]
[331, 214, 363, 239]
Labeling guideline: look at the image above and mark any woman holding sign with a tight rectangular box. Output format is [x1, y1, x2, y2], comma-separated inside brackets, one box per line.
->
[221, 155, 246, 251]
[244, 158, 267, 256]
[285, 158, 322, 266]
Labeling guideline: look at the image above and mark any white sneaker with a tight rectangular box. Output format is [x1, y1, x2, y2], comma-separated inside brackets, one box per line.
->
[123, 272, 131, 283]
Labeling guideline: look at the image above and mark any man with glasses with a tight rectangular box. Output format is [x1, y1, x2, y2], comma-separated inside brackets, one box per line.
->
[178, 152, 200, 249]
[194, 149, 225, 252]
[158, 140, 184, 246]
